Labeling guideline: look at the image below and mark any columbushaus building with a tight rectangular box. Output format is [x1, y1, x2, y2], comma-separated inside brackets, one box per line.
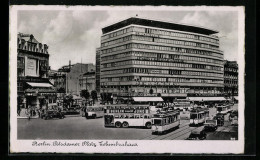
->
[99, 17, 224, 102]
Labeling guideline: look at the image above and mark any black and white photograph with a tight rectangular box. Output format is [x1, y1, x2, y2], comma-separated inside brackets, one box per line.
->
[9, 6, 245, 154]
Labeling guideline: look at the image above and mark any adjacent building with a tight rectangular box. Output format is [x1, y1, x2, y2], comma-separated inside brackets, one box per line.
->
[17, 33, 56, 109]
[224, 60, 238, 97]
[48, 69, 67, 93]
[57, 62, 95, 95]
[95, 48, 101, 95]
[99, 17, 224, 102]
[79, 71, 96, 92]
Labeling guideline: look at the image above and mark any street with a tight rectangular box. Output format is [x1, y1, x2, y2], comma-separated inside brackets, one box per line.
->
[18, 104, 238, 140]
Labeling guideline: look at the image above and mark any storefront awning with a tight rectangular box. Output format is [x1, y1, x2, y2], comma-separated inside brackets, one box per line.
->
[132, 97, 164, 102]
[234, 96, 239, 100]
[188, 97, 226, 101]
[26, 82, 53, 88]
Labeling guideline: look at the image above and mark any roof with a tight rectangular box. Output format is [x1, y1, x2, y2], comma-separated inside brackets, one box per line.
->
[188, 97, 226, 101]
[132, 97, 164, 102]
[190, 108, 209, 113]
[102, 17, 218, 35]
[153, 110, 180, 118]
[26, 82, 53, 88]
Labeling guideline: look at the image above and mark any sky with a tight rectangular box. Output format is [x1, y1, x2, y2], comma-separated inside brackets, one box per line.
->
[17, 8, 239, 70]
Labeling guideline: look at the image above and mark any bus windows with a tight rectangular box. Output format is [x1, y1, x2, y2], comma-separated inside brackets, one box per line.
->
[217, 107, 222, 112]
[120, 115, 124, 118]
[153, 119, 162, 125]
[129, 114, 134, 119]
[190, 114, 197, 119]
[140, 115, 144, 118]
[125, 114, 129, 118]
[134, 115, 140, 119]
[115, 115, 119, 118]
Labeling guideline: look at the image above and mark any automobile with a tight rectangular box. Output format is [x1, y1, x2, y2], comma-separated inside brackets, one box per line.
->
[186, 127, 207, 140]
[214, 113, 225, 126]
[64, 105, 80, 115]
[204, 118, 218, 131]
[229, 110, 238, 121]
[42, 109, 65, 120]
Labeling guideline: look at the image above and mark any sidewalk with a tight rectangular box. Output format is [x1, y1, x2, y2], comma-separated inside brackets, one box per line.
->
[17, 108, 39, 119]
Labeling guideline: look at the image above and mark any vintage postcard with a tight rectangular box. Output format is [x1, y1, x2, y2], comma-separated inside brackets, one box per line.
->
[9, 5, 245, 154]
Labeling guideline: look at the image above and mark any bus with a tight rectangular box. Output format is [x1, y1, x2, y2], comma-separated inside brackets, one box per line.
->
[85, 106, 104, 119]
[189, 108, 209, 126]
[217, 104, 233, 114]
[151, 110, 180, 134]
[104, 104, 152, 128]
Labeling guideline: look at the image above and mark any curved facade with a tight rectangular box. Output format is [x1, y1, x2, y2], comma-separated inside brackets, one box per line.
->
[100, 17, 224, 100]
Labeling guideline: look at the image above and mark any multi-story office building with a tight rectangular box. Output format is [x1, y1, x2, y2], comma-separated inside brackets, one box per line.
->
[100, 17, 224, 101]
[224, 60, 238, 97]
[17, 33, 56, 109]
[95, 48, 101, 95]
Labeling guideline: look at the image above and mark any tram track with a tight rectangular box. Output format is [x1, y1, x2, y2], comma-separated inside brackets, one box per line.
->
[151, 124, 190, 140]
[140, 122, 190, 140]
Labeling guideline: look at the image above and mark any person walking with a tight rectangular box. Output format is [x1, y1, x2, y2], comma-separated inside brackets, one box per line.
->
[27, 105, 31, 120]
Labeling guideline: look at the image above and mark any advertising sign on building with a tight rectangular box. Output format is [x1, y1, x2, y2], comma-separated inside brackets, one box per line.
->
[26, 58, 37, 76]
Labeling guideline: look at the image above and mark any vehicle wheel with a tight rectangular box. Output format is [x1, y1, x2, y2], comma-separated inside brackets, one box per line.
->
[115, 122, 122, 128]
[145, 122, 152, 129]
[122, 122, 129, 128]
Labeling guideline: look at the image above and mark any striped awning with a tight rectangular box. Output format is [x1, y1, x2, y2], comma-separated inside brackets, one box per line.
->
[27, 82, 53, 88]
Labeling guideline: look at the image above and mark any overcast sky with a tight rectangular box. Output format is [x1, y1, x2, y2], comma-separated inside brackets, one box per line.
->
[18, 9, 238, 70]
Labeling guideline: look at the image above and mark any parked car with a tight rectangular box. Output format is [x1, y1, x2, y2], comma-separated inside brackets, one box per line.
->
[64, 105, 80, 115]
[204, 118, 218, 131]
[186, 127, 207, 140]
[42, 109, 65, 120]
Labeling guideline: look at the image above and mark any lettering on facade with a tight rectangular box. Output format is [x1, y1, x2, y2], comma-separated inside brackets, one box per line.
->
[27, 58, 37, 76]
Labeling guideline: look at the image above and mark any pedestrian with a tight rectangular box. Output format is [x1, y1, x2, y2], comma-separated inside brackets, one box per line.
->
[27, 105, 31, 120]
[17, 104, 21, 116]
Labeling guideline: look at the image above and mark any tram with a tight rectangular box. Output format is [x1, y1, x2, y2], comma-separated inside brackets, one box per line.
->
[216, 104, 233, 114]
[189, 108, 209, 126]
[151, 110, 180, 134]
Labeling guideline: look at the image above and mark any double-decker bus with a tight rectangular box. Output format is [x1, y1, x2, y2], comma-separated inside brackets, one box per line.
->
[189, 108, 209, 126]
[151, 110, 180, 134]
[104, 104, 152, 128]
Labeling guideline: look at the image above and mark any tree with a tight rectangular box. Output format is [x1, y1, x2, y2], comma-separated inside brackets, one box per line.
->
[80, 89, 90, 100]
[149, 88, 154, 95]
[63, 94, 73, 108]
[91, 90, 98, 104]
